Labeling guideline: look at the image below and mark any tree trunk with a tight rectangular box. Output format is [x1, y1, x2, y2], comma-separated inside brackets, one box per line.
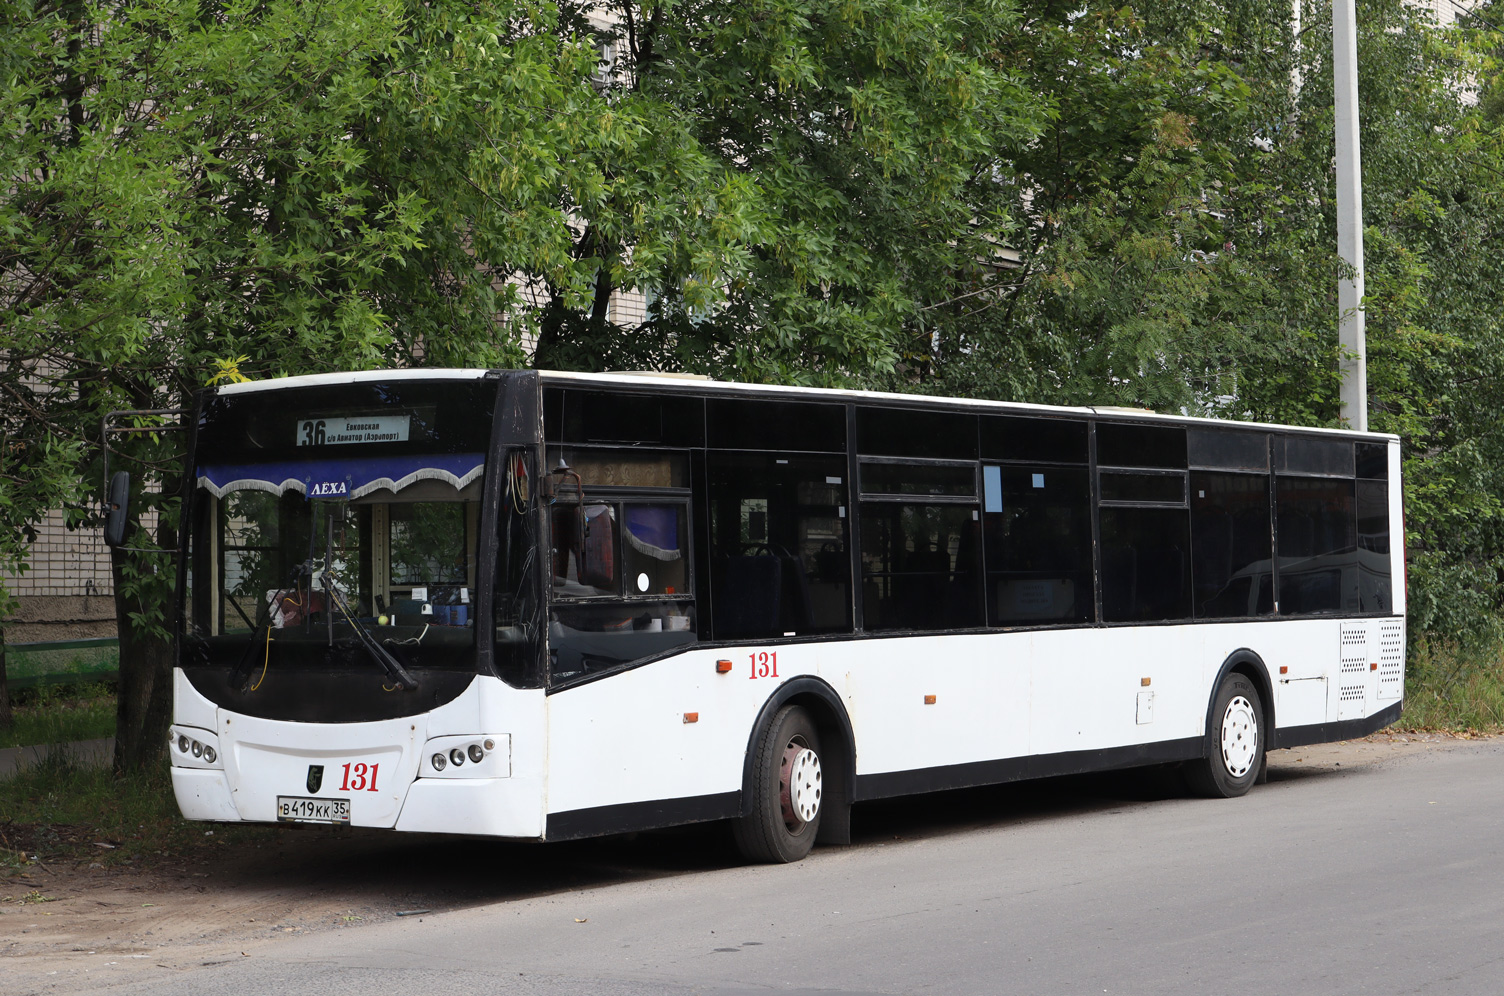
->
[109, 516, 177, 775]
[0, 625, 12, 731]
[533, 293, 569, 370]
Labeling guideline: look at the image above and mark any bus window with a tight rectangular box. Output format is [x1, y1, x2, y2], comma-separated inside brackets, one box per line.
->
[858, 459, 982, 631]
[551, 503, 620, 597]
[621, 504, 689, 596]
[1097, 422, 1187, 469]
[857, 406, 978, 460]
[860, 503, 982, 630]
[1276, 477, 1357, 614]
[1100, 507, 1193, 623]
[1357, 479, 1392, 612]
[981, 466, 1092, 626]
[547, 499, 696, 683]
[980, 415, 1089, 464]
[707, 398, 846, 452]
[706, 453, 851, 639]
[1191, 472, 1274, 619]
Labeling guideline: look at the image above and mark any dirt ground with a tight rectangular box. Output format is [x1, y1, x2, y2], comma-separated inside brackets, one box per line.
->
[0, 730, 1483, 993]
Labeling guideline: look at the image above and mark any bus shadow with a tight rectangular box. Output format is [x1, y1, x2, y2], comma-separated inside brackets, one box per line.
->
[201, 759, 1362, 925]
[210, 765, 1242, 916]
[848, 764, 1194, 847]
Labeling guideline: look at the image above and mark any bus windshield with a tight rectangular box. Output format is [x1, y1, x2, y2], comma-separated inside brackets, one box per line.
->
[186, 457, 483, 655]
[181, 377, 501, 678]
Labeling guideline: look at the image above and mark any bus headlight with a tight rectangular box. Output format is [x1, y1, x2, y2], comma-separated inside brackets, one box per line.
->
[168, 726, 223, 770]
[418, 735, 511, 779]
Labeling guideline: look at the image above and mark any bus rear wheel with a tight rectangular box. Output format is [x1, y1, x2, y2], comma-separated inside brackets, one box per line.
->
[733, 704, 824, 863]
[1186, 674, 1264, 799]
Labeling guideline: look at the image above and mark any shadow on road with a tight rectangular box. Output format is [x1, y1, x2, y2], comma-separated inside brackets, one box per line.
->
[186, 761, 1336, 920]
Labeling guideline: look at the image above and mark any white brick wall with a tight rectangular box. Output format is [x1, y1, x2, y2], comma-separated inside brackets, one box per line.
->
[1, 510, 114, 597]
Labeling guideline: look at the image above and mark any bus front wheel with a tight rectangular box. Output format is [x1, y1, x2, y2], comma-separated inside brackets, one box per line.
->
[1186, 674, 1264, 799]
[733, 704, 824, 863]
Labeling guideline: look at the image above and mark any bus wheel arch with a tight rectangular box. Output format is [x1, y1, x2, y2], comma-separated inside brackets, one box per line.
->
[1188, 651, 1272, 798]
[736, 678, 855, 861]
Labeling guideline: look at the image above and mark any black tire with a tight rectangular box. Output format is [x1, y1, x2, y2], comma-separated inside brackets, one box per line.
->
[732, 704, 824, 863]
[1185, 673, 1265, 799]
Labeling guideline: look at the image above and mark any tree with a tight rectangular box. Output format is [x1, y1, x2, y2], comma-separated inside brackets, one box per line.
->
[4, 0, 1050, 762]
[0, 0, 760, 768]
[920, 0, 1504, 653]
[531, 0, 1048, 383]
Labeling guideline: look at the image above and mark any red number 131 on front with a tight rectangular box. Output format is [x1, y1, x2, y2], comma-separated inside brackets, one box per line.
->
[749, 651, 778, 679]
[339, 762, 380, 792]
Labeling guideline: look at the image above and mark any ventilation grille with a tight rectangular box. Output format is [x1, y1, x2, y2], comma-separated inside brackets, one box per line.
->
[1340, 684, 1366, 703]
[1378, 619, 1405, 691]
[1340, 624, 1370, 672]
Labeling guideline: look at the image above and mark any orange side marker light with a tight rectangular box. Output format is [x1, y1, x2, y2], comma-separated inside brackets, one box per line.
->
[1280, 666, 1289, 675]
[715, 660, 733, 674]
[1371, 662, 1378, 671]
[924, 695, 937, 705]
[683, 712, 699, 724]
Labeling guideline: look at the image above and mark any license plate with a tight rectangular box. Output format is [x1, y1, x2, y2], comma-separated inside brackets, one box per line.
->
[276, 796, 351, 824]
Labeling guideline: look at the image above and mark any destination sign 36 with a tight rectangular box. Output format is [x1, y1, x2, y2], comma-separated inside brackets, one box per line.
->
[297, 416, 411, 446]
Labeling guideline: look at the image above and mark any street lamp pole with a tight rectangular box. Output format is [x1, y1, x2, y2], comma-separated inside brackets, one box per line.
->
[1333, 0, 1367, 431]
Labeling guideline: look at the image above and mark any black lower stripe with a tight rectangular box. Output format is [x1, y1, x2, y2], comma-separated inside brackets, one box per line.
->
[853, 737, 1205, 803]
[547, 791, 740, 841]
[1271, 699, 1403, 750]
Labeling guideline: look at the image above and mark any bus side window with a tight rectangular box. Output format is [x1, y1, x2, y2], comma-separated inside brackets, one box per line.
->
[1191, 472, 1274, 619]
[706, 452, 852, 639]
[551, 504, 619, 597]
[1275, 476, 1357, 614]
[981, 466, 1092, 626]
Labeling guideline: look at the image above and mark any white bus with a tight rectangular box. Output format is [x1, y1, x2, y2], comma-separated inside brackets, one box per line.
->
[137, 369, 1404, 862]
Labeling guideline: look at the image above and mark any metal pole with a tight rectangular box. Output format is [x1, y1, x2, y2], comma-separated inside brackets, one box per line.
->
[1333, 0, 1367, 430]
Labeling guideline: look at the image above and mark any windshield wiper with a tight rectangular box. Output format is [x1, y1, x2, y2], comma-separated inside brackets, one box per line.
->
[322, 578, 419, 691]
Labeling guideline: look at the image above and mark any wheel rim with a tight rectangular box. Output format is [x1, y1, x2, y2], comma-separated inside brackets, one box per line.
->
[779, 740, 822, 832]
[1220, 694, 1259, 778]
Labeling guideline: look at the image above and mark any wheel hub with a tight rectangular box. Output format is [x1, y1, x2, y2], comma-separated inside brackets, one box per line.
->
[1220, 694, 1259, 778]
[779, 744, 822, 831]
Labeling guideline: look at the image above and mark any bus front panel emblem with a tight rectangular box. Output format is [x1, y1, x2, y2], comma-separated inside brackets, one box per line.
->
[307, 765, 324, 793]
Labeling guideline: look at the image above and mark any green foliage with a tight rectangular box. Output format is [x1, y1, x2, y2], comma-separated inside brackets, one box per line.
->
[534, 0, 1048, 383]
[918, 0, 1504, 655]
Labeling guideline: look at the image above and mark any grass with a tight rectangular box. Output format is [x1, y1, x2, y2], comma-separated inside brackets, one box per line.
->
[1398, 638, 1504, 733]
[0, 684, 116, 750]
[6, 643, 118, 682]
[0, 753, 273, 871]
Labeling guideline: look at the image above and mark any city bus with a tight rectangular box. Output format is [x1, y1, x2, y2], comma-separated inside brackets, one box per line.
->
[127, 369, 1404, 862]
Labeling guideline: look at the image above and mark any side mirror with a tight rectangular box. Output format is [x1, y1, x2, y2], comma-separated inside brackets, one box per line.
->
[103, 471, 131, 547]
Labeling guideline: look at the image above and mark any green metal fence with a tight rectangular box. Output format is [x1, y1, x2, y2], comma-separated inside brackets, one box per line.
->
[6, 637, 119, 691]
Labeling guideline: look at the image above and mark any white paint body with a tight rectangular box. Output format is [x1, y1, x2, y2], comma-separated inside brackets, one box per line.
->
[171, 612, 1404, 836]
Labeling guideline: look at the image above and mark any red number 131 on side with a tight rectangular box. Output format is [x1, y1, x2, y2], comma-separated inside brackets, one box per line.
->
[339, 762, 380, 792]
[749, 651, 779, 680]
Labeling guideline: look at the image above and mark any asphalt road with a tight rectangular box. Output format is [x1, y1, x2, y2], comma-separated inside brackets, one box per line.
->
[39, 740, 1504, 996]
